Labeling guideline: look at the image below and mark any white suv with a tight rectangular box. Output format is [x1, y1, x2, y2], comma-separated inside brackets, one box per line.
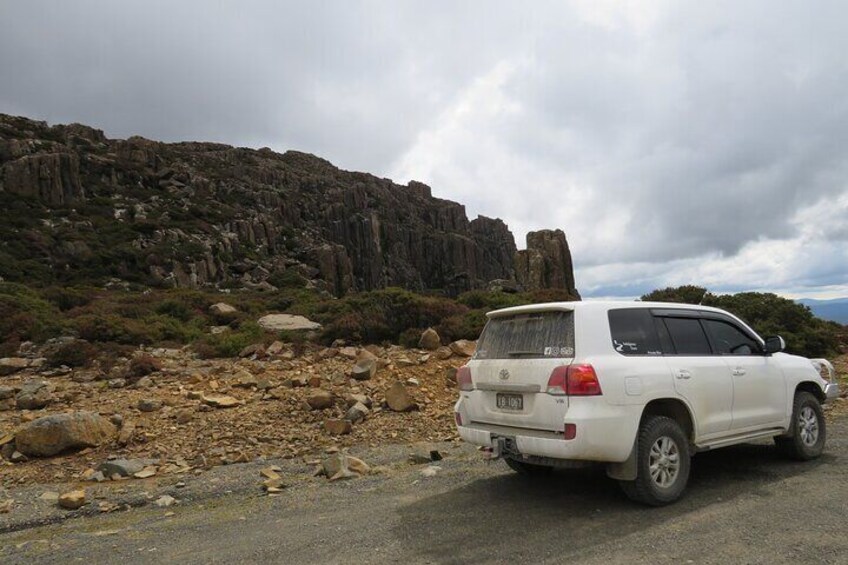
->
[454, 301, 840, 505]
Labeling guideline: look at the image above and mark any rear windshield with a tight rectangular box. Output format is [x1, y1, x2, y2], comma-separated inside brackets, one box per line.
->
[474, 311, 575, 360]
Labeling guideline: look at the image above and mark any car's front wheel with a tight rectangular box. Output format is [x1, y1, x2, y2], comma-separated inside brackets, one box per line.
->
[775, 391, 826, 460]
[619, 415, 691, 506]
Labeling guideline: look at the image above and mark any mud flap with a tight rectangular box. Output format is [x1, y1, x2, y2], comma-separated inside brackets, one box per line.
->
[606, 440, 637, 481]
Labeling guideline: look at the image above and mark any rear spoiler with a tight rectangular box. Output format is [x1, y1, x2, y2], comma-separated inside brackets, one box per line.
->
[486, 303, 576, 319]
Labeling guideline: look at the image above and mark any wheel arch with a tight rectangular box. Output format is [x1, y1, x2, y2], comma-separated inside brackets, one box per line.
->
[796, 381, 825, 403]
[640, 397, 696, 443]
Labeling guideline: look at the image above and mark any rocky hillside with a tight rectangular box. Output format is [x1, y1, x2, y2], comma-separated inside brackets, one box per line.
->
[0, 114, 578, 298]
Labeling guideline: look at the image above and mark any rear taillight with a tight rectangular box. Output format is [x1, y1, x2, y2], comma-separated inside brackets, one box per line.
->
[546, 364, 602, 396]
[454, 412, 463, 426]
[457, 366, 473, 391]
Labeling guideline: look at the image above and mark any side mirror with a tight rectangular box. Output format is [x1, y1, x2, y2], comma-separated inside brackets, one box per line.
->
[764, 336, 786, 354]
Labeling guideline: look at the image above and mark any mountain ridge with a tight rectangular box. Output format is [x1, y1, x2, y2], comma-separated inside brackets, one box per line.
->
[0, 113, 578, 298]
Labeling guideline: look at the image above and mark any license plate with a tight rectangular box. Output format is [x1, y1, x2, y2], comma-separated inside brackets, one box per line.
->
[496, 393, 523, 411]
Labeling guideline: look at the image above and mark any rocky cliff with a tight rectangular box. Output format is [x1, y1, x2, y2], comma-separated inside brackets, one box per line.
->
[0, 114, 578, 298]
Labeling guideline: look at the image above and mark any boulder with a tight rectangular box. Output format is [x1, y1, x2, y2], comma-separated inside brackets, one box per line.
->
[232, 370, 258, 388]
[321, 453, 370, 480]
[418, 328, 441, 350]
[324, 418, 352, 435]
[307, 390, 335, 410]
[202, 394, 240, 408]
[15, 412, 117, 457]
[137, 399, 162, 412]
[15, 379, 52, 410]
[0, 357, 29, 376]
[434, 346, 453, 360]
[344, 393, 373, 409]
[0, 386, 16, 400]
[514, 229, 580, 297]
[449, 340, 477, 357]
[345, 402, 369, 424]
[58, 489, 86, 510]
[209, 302, 238, 321]
[385, 382, 417, 412]
[257, 314, 321, 332]
[351, 357, 377, 381]
[98, 458, 158, 477]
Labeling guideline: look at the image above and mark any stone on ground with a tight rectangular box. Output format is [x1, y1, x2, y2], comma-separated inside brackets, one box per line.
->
[15, 411, 117, 457]
[449, 340, 477, 357]
[324, 418, 352, 435]
[15, 379, 53, 410]
[58, 489, 86, 510]
[418, 328, 441, 350]
[351, 357, 377, 380]
[257, 314, 321, 331]
[202, 394, 240, 408]
[307, 390, 335, 410]
[0, 357, 29, 376]
[385, 382, 417, 412]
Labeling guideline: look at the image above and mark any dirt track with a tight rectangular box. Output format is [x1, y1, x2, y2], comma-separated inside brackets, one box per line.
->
[2, 414, 847, 564]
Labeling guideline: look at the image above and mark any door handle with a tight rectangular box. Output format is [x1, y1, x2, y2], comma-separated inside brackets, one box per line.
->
[732, 367, 746, 376]
[676, 369, 692, 380]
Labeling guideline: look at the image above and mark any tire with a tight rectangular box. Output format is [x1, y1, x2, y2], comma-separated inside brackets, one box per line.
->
[504, 457, 553, 476]
[775, 391, 826, 461]
[619, 415, 691, 506]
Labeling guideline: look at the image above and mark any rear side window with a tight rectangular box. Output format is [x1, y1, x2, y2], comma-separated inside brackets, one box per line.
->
[608, 309, 662, 356]
[474, 311, 575, 360]
[702, 319, 761, 355]
[662, 317, 712, 355]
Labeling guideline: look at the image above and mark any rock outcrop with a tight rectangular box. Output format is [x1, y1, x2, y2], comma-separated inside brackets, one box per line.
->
[0, 114, 578, 297]
[515, 229, 580, 298]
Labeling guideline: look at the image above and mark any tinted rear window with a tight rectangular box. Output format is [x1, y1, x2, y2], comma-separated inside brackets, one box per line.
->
[662, 317, 712, 355]
[608, 309, 662, 356]
[474, 311, 575, 360]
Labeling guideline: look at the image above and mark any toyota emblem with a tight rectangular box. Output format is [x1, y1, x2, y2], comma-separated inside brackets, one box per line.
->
[499, 369, 510, 381]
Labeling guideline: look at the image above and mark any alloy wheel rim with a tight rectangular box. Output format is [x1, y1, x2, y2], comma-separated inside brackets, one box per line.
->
[649, 436, 680, 488]
[798, 406, 819, 447]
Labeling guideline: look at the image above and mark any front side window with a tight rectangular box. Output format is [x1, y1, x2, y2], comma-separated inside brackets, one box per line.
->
[474, 311, 575, 360]
[662, 317, 712, 355]
[702, 319, 761, 355]
[608, 308, 662, 356]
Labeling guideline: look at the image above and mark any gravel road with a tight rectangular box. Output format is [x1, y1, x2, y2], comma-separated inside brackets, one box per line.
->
[2, 416, 847, 564]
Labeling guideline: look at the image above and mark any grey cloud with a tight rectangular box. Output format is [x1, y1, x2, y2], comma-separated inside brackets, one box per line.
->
[1, 0, 847, 296]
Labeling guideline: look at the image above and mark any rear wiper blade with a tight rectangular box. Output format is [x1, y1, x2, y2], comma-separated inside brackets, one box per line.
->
[507, 350, 538, 357]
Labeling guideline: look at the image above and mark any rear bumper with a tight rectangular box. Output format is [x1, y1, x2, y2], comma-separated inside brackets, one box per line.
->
[455, 398, 639, 463]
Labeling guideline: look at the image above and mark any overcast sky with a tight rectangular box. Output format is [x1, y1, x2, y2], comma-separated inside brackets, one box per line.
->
[2, 1, 847, 299]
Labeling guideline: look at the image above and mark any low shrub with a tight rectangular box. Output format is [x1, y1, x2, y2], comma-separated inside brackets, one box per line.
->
[128, 353, 162, 377]
[192, 321, 267, 358]
[46, 340, 99, 368]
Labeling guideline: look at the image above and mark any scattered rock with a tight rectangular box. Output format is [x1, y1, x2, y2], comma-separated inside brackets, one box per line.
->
[445, 367, 458, 385]
[409, 447, 443, 464]
[39, 491, 60, 502]
[257, 314, 321, 332]
[107, 378, 127, 389]
[449, 340, 477, 357]
[418, 328, 441, 350]
[421, 465, 442, 478]
[98, 458, 157, 478]
[321, 453, 370, 480]
[307, 390, 334, 410]
[154, 495, 176, 508]
[0, 357, 29, 376]
[117, 421, 136, 446]
[137, 399, 163, 412]
[345, 402, 369, 424]
[324, 418, 352, 435]
[0, 386, 16, 400]
[434, 346, 453, 360]
[174, 409, 193, 424]
[58, 489, 86, 510]
[266, 340, 286, 356]
[135, 376, 154, 388]
[238, 344, 265, 359]
[351, 357, 377, 381]
[15, 411, 117, 457]
[344, 393, 373, 409]
[339, 347, 358, 359]
[385, 382, 417, 412]
[15, 379, 52, 410]
[133, 466, 158, 479]
[233, 370, 258, 388]
[202, 394, 240, 408]
[0, 498, 12, 513]
[209, 302, 238, 320]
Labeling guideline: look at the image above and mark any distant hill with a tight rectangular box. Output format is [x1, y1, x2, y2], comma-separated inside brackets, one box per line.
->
[798, 298, 848, 325]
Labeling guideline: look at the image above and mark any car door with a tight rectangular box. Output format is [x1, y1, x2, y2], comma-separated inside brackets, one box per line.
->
[701, 317, 786, 430]
[658, 314, 734, 438]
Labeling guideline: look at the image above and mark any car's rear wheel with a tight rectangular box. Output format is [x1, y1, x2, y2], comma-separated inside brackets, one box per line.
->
[619, 415, 690, 506]
[504, 457, 553, 476]
[775, 391, 826, 461]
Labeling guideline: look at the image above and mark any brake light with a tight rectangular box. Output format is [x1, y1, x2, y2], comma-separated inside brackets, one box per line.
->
[457, 366, 473, 391]
[567, 364, 602, 396]
[455, 412, 463, 426]
[546, 366, 569, 395]
[546, 364, 602, 396]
